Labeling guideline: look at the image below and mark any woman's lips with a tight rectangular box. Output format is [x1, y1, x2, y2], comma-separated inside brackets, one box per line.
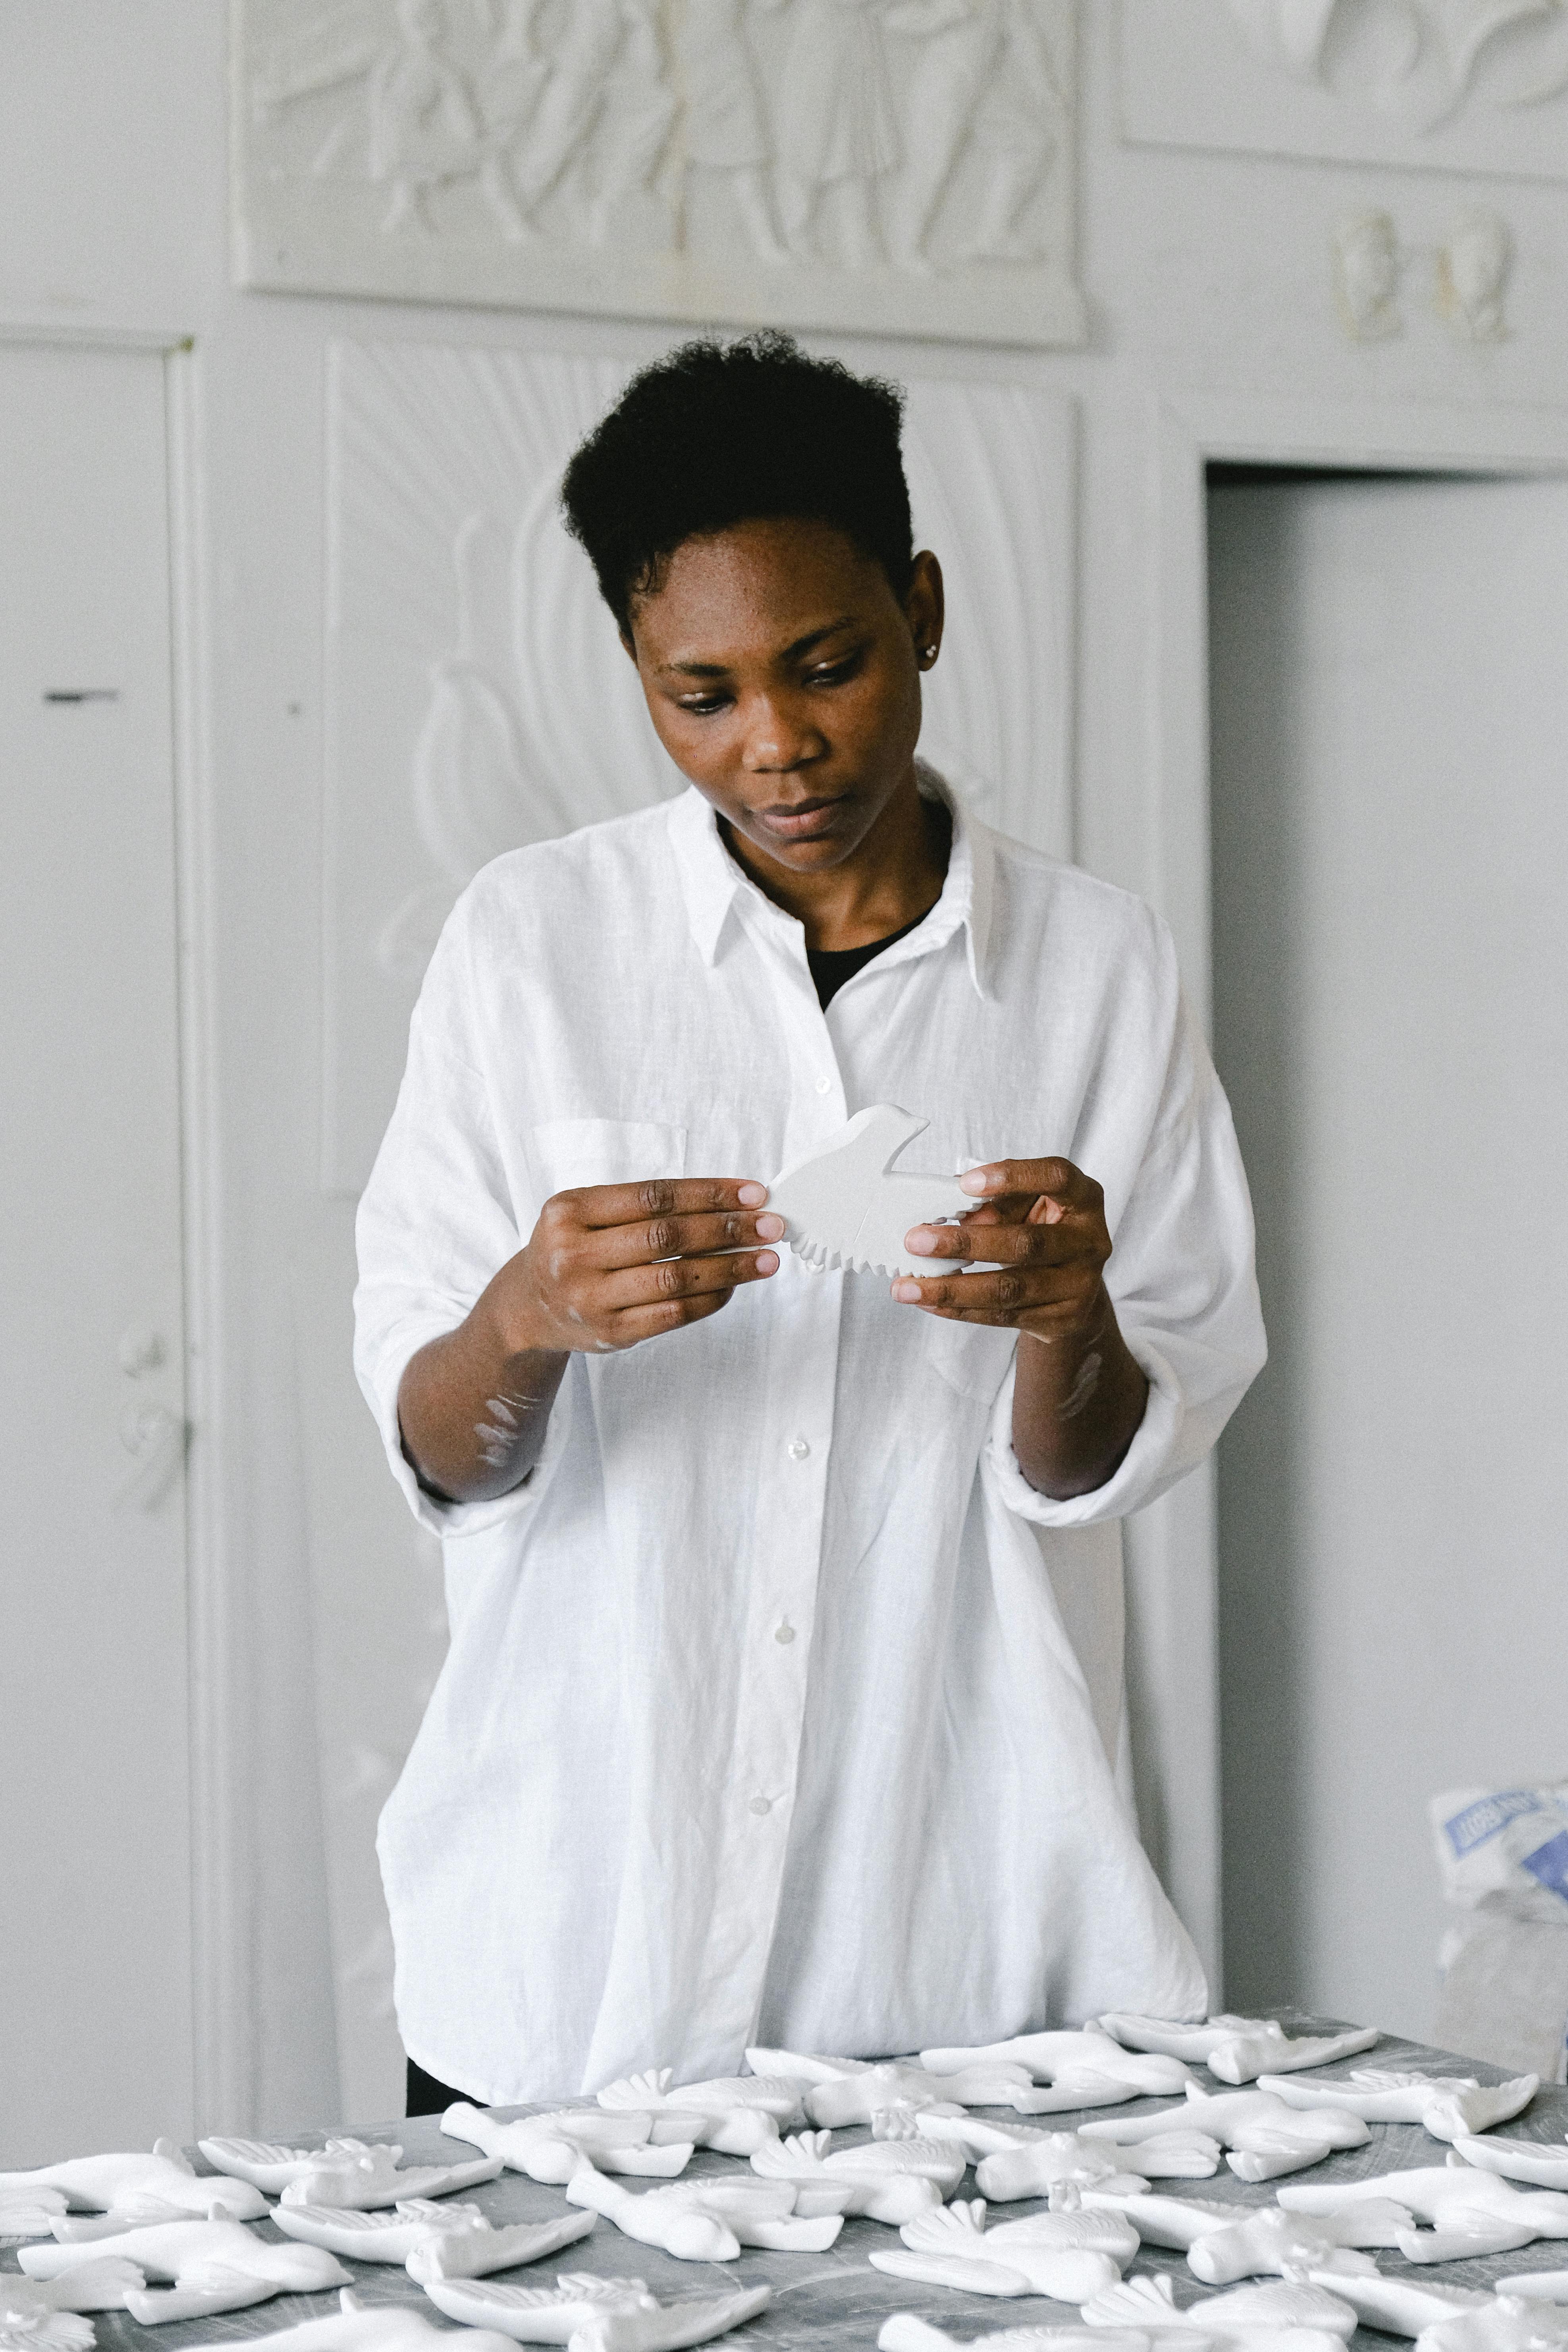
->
[756, 796, 845, 840]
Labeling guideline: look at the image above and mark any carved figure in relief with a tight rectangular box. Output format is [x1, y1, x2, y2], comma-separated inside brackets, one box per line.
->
[1332, 209, 1402, 340]
[18, 2217, 352, 2325]
[881, 0, 1003, 271]
[367, 0, 486, 233]
[771, 0, 902, 266]
[0, 2146, 267, 2237]
[1279, 2165, 1568, 2263]
[672, 0, 790, 263]
[957, 0, 1064, 264]
[439, 2100, 695, 2184]
[1082, 2271, 1359, 2346]
[420, 2271, 772, 2352]
[504, 0, 632, 232]
[1437, 210, 1512, 342]
[1225, 0, 1568, 135]
[582, 0, 679, 247]
[563, 2160, 843, 2260]
[1255, 2067, 1537, 2144]
[868, 2196, 1140, 2300]
[1096, 2014, 1380, 2086]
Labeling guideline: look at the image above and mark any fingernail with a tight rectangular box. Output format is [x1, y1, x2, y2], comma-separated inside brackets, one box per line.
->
[756, 1214, 785, 1240]
[906, 1227, 936, 1254]
[738, 1182, 768, 1206]
[892, 1279, 922, 1302]
[959, 1168, 997, 1194]
[1043, 1199, 1065, 1224]
[757, 1250, 779, 1274]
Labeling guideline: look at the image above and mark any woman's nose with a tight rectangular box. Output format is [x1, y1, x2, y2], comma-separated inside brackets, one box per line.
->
[739, 694, 825, 773]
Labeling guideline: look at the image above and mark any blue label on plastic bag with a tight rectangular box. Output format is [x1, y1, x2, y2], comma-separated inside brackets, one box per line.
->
[1522, 1831, 1568, 1907]
[1444, 1790, 1542, 1858]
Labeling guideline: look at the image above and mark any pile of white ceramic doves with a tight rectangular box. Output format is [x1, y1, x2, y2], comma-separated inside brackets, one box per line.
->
[5, 2014, 1568, 2352]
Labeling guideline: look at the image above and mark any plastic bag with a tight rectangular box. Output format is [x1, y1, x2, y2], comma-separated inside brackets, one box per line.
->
[1430, 1782, 1568, 1927]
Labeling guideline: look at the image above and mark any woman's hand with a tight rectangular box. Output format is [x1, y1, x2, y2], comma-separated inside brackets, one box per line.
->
[397, 1178, 780, 1504]
[893, 1156, 1150, 1500]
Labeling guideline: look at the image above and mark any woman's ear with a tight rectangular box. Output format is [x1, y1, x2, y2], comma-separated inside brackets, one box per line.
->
[907, 549, 945, 669]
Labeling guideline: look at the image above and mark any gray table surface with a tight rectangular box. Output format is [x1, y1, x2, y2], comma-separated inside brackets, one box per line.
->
[10, 2021, 1568, 2352]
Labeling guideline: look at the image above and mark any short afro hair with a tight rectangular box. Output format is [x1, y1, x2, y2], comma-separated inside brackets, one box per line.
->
[560, 331, 915, 635]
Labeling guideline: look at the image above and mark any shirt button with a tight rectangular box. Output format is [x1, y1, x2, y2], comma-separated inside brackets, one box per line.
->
[774, 1619, 796, 1645]
[815, 1076, 832, 1095]
[787, 1436, 810, 1461]
[750, 1795, 772, 1816]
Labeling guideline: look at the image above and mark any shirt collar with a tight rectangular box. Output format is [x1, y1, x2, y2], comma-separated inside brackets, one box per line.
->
[665, 759, 995, 1000]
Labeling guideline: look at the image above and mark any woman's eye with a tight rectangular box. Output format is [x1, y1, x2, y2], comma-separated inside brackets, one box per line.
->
[808, 654, 861, 687]
[678, 693, 731, 716]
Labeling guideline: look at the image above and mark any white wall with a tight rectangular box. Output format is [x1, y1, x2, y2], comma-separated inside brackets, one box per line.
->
[8, 0, 1568, 2128]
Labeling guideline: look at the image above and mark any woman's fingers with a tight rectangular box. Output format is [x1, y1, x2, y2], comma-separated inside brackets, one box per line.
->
[599, 1244, 778, 1322]
[587, 1204, 784, 1273]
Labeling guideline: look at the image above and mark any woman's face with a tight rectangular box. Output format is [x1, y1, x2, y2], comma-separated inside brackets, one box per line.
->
[625, 515, 943, 873]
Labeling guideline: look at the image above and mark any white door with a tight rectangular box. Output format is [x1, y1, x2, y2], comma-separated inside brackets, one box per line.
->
[0, 343, 193, 2161]
[1208, 474, 1568, 2041]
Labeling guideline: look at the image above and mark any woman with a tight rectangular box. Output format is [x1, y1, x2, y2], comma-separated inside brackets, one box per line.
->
[355, 334, 1264, 2113]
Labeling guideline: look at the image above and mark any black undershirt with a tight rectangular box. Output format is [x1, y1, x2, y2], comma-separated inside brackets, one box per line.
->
[807, 908, 929, 1009]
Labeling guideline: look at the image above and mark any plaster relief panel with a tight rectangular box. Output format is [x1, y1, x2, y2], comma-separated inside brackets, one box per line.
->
[323, 338, 1073, 1192]
[233, 0, 1084, 347]
[1121, 0, 1568, 179]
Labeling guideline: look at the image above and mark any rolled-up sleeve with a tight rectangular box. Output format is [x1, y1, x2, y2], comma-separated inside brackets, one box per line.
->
[353, 897, 566, 1540]
[986, 952, 1266, 1529]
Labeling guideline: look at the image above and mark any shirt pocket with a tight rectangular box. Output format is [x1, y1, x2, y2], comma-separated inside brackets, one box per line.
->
[527, 1117, 689, 1202]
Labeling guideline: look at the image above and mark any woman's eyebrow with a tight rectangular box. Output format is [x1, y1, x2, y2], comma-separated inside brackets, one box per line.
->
[658, 617, 862, 678]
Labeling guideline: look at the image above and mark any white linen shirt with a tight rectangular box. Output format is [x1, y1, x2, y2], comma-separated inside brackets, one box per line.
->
[354, 774, 1265, 2105]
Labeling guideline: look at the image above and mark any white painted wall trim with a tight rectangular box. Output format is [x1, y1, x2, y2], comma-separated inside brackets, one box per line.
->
[1136, 387, 1568, 2005]
[0, 316, 194, 353]
[167, 338, 253, 2134]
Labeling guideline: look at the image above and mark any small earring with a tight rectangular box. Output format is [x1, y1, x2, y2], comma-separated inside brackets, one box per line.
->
[920, 644, 937, 666]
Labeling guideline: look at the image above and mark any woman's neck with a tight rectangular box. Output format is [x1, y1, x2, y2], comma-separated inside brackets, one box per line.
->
[720, 774, 952, 953]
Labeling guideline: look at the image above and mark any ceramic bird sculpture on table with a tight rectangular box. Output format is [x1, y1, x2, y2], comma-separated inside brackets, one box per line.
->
[868, 2198, 1140, 2301]
[767, 1107, 976, 1279]
[1096, 2016, 1379, 2087]
[1081, 2086, 1370, 2182]
[564, 2163, 841, 2261]
[440, 2102, 694, 2184]
[744, 2047, 1060, 2123]
[1081, 2271, 1360, 2346]
[18, 2216, 351, 2324]
[594, 2070, 802, 2157]
[182, 2286, 518, 2352]
[272, 2198, 594, 2281]
[0, 2262, 147, 2352]
[921, 2027, 1198, 2107]
[1279, 2166, 1568, 2263]
[0, 2145, 267, 2236]
[1308, 2274, 1496, 2339]
[1078, 2188, 1402, 2279]
[750, 2128, 962, 2224]
[1256, 2070, 1537, 2144]
[272, 2141, 502, 2211]
[1450, 2133, 1568, 2190]
[421, 2272, 772, 2352]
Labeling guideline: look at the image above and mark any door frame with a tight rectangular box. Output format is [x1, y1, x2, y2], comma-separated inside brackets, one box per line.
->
[0, 317, 245, 2130]
[1138, 389, 1568, 1999]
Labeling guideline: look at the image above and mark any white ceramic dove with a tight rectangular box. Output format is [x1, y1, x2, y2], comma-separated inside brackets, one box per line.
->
[1305, 2274, 1494, 2338]
[921, 2030, 1197, 2107]
[1081, 2086, 1368, 2182]
[421, 2272, 772, 2352]
[18, 2216, 352, 2324]
[181, 2286, 518, 2352]
[272, 2198, 594, 2279]
[1494, 2272, 1568, 2301]
[914, 2118, 1155, 2202]
[595, 2071, 800, 2157]
[870, 2198, 1139, 2301]
[880, 2322, 1146, 2352]
[1097, 2017, 1379, 2087]
[744, 2047, 1054, 2123]
[1181, 2205, 1397, 2285]
[275, 2140, 502, 2211]
[1280, 2167, 1568, 2263]
[564, 2161, 842, 2261]
[0, 2262, 147, 2352]
[750, 2129, 960, 2223]
[767, 1107, 976, 1279]
[1077, 2192, 1263, 2253]
[1452, 2135, 1568, 2190]
[440, 2103, 693, 2185]
[197, 2136, 403, 2196]
[1256, 2072, 1538, 2144]
[1081, 2271, 1359, 2346]
[1418, 2298, 1568, 2352]
[0, 2144, 268, 2234]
